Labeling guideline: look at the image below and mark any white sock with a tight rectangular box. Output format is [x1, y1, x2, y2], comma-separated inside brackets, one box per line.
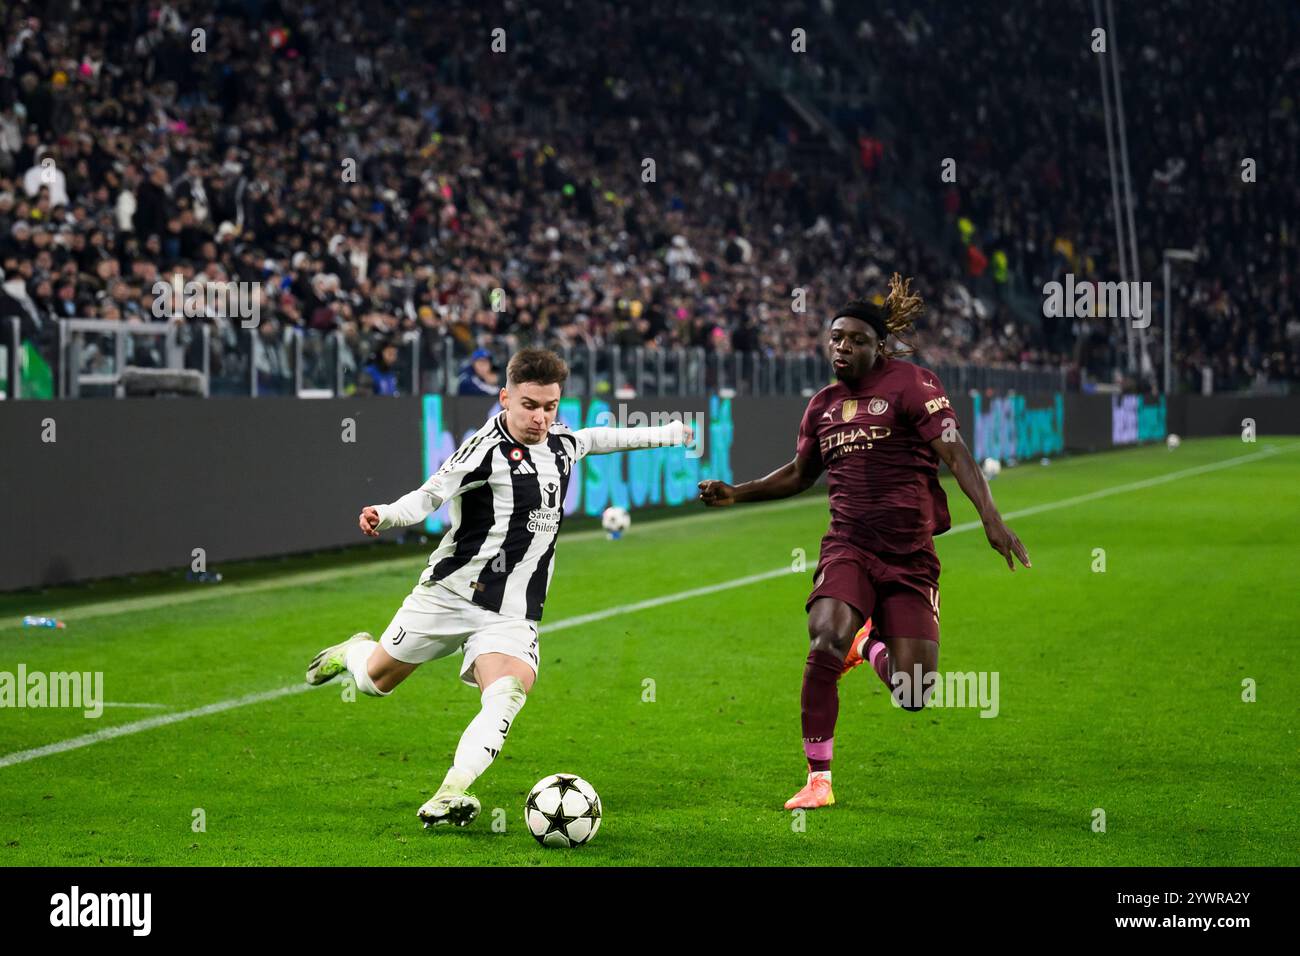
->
[439, 767, 475, 793]
[449, 676, 527, 786]
[345, 640, 389, 697]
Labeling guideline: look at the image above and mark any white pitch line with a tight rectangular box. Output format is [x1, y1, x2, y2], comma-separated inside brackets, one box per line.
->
[540, 568, 792, 634]
[0, 441, 1293, 771]
[12, 440, 1283, 629]
[0, 686, 304, 769]
[2, 495, 826, 629]
[948, 442, 1295, 533]
[101, 702, 169, 709]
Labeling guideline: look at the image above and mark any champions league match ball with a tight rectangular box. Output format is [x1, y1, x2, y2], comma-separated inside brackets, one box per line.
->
[601, 506, 631, 539]
[525, 773, 603, 847]
[1167, 433, 1181, 450]
[981, 457, 1002, 480]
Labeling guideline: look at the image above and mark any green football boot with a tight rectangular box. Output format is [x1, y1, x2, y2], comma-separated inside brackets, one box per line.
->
[305, 633, 374, 686]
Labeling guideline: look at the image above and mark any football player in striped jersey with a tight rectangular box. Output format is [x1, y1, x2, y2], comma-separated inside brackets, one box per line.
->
[306, 348, 693, 828]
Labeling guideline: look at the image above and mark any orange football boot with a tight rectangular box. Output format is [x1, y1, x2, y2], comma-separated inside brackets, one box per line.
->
[784, 771, 835, 810]
[840, 619, 874, 676]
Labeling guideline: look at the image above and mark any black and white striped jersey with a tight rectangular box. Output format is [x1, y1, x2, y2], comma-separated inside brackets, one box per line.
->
[375, 412, 588, 621]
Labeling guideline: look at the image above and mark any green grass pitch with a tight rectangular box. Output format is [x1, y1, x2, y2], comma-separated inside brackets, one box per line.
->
[1, 436, 1296, 866]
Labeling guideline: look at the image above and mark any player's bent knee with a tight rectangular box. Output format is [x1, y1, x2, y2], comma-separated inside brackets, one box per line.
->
[484, 675, 528, 708]
[891, 669, 931, 712]
[474, 653, 537, 694]
[808, 627, 853, 658]
[890, 677, 927, 711]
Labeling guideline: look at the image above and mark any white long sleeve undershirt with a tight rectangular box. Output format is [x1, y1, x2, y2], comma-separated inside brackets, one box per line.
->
[573, 420, 690, 456]
[372, 420, 690, 531]
[374, 485, 445, 531]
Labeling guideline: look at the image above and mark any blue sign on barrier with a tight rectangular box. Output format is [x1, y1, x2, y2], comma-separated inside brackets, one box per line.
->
[421, 396, 733, 532]
[1111, 394, 1167, 445]
[972, 393, 1065, 463]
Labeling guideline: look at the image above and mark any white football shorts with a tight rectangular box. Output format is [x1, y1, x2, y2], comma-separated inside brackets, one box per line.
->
[378, 582, 540, 686]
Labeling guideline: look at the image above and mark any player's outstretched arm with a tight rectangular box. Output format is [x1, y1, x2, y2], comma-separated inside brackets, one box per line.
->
[929, 434, 1031, 571]
[358, 484, 443, 537]
[358, 431, 496, 537]
[698, 452, 822, 507]
[572, 420, 694, 455]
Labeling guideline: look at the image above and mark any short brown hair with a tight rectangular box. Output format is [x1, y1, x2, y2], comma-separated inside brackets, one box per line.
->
[507, 347, 569, 388]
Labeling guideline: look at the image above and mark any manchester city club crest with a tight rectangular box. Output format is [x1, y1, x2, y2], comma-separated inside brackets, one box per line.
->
[868, 397, 889, 415]
[841, 399, 858, 421]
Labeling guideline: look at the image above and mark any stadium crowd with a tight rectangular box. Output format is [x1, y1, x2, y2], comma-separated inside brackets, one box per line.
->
[867, 0, 1299, 392]
[0, 0, 1293, 396]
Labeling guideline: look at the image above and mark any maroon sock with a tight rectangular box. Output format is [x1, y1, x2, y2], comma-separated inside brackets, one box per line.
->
[800, 649, 842, 772]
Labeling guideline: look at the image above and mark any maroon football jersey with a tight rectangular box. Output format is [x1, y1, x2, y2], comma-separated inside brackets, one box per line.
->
[796, 357, 959, 554]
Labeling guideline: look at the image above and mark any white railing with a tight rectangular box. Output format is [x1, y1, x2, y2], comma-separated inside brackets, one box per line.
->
[58, 319, 209, 398]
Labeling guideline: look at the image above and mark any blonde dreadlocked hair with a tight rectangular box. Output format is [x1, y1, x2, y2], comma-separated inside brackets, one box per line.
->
[879, 272, 925, 358]
[832, 273, 927, 359]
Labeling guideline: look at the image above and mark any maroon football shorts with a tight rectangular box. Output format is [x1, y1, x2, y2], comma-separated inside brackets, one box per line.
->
[805, 537, 941, 643]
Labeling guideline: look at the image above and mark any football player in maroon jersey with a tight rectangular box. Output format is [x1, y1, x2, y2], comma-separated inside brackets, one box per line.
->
[698, 274, 1030, 809]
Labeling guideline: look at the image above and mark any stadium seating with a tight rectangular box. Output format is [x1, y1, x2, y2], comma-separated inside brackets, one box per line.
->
[0, 0, 1293, 397]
